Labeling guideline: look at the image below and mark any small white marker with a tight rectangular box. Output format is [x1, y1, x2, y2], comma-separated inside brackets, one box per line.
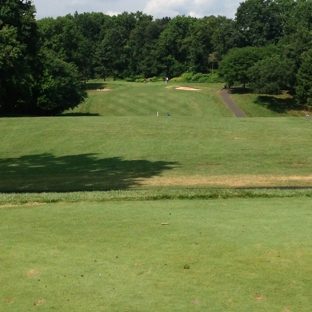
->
[157, 111, 159, 117]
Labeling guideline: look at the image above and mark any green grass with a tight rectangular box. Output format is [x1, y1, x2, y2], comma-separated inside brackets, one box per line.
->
[65, 81, 233, 117]
[230, 89, 305, 117]
[1, 198, 312, 311]
[1, 188, 312, 206]
[1, 115, 312, 191]
[1, 81, 312, 311]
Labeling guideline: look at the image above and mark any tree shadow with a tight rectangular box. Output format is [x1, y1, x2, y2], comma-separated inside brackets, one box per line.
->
[61, 112, 100, 116]
[228, 87, 252, 94]
[85, 82, 107, 90]
[254, 95, 300, 113]
[0, 153, 179, 192]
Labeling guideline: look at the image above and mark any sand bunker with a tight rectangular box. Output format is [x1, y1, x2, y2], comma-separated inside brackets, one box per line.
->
[176, 87, 200, 91]
[96, 88, 111, 91]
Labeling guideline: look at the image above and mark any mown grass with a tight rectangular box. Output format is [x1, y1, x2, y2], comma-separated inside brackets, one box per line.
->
[65, 81, 233, 117]
[1, 198, 312, 311]
[230, 88, 306, 117]
[1, 80, 312, 311]
[1, 115, 312, 191]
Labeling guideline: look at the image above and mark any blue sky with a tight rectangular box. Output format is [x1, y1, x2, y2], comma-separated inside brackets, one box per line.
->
[33, 0, 242, 20]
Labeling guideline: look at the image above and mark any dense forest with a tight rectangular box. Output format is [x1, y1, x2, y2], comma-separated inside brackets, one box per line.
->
[1, 0, 312, 115]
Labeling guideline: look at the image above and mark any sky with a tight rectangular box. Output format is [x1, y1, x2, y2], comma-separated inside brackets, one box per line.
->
[33, 0, 242, 20]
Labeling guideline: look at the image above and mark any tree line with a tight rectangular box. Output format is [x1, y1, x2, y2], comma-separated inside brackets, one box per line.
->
[1, 0, 312, 115]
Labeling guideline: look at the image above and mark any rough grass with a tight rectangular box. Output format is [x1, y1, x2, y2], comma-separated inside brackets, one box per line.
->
[1, 198, 312, 311]
[1, 188, 312, 206]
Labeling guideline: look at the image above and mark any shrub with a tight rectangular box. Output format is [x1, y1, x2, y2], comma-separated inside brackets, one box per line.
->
[125, 77, 135, 82]
[191, 73, 204, 82]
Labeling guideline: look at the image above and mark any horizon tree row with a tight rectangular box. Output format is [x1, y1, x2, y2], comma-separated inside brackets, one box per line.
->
[1, 0, 312, 115]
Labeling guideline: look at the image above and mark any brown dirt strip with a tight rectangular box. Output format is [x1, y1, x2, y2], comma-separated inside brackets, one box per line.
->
[138, 175, 312, 188]
[220, 88, 247, 117]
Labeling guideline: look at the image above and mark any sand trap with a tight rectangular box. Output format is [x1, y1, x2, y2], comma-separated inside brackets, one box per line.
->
[96, 88, 111, 91]
[176, 87, 200, 91]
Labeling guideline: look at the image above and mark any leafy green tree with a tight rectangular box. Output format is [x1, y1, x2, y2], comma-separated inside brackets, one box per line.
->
[95, 26, 130, 80]
[0, 0, 38, 114]
[212, 16, 239, 56]
[281, 0, 312, 35]
[156, 15, 195, 77]
[248, 55, 295, 94]
[34, 50, 87, 115]
[278, 29, 312, 87]
[296, 49, 312, 107]
[0, 26, 27, 113]
[187, 16, 217, 73]
[235, 0, 284, 47]
[219, 46, 277, 87]
[37, 16, 90, 80]
[123, 12, 154, 78]
[138, 17, 171, 77]
[69, 12, 111, 79]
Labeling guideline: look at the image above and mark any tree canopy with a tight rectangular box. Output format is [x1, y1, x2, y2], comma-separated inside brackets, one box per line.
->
[1, 0, 312, 115]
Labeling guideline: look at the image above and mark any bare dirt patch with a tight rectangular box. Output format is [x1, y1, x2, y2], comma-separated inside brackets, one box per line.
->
[1, 202, 46, 208]
[34, 299, 45, 306]
[190, 298, 200, 304]
[5, 298, 13, 303]
[25, 202, 42, 206]
[27, 269, 39, 277]
[234, 136, 248, 140]
[254, 295, 264, 301]
[138, 174, 312, 188]
[175, 87, 200, 91]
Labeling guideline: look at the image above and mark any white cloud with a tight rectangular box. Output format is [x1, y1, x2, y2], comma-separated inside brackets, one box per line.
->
[188, 11, 198, 18]
[143, 0, 182, 18]
[106, 10, 121, 17]
[33, 0, 241, 20]
[143, 0, 239, 19]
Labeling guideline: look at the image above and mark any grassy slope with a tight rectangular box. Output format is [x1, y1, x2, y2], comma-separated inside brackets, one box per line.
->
[1, 81, 312, 311]
[65, 81, 232, 117]
[1, 198, 312, 311]
[230, 90, 305, 117]
[1, 80, 311, 192]
[1, 115, 312, 191]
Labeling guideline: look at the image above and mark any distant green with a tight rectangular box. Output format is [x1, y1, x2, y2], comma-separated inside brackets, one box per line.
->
[65, 81, 232, 117]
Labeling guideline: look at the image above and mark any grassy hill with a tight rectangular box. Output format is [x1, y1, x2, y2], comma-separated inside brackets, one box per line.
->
[1, 81, 311, 191]
[64, 81, 232, 117]
[65, 81, 304, 118]
[1, 81, 312, 312]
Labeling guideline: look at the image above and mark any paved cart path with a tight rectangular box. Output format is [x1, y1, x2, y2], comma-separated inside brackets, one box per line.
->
[220, 88, 247, 118]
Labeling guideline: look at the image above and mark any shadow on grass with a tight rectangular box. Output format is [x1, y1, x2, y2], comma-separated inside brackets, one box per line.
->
[254, 95, 300, 113]
[61, 112, 100, 117]
[229, 87, 251, 94]
[0, 153, 178, 192]
[85, 82, 107, 90]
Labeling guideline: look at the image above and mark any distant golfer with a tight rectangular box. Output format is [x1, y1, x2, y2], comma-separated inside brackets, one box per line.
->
[165, 77, 169, 83]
